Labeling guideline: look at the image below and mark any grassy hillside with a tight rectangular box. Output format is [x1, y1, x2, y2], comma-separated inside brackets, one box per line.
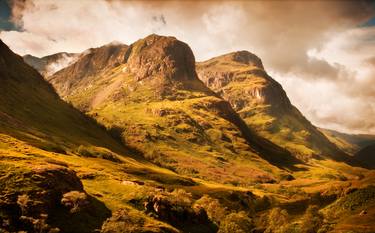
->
[197, 51, 349, 162]
[0, 40, 126, 155]
[47, 34, 298, 185]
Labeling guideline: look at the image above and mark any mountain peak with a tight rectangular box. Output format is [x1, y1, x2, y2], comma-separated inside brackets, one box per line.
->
[125, 34, 197, 81]
[204, 50, 264, 70]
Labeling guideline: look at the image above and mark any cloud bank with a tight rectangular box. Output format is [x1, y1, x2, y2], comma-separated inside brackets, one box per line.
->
[1, 0, 375, 134]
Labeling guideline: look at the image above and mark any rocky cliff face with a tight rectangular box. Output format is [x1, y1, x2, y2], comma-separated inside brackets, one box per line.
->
[197, 51, 348, 161]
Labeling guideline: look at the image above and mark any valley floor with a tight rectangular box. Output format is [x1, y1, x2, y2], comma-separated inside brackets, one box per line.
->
[1, 133, 374, 233]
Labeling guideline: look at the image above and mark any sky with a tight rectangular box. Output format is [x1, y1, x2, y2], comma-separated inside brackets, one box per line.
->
[1, 0, 375, 135]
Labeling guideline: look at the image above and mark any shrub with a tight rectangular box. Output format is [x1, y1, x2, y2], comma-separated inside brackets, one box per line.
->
[101, 208, 147, 233]
[300, 205, 324, 233]
[218, 211, 253, 233]
[17, 194, 31, 215]
[61, 191, 89, 213]
[194, 195, 227, 225]
[169, 189, 193, 206]
[38, 143, 66, 154]
[265, 207, 289, 233]
[75, 145, 120, 162]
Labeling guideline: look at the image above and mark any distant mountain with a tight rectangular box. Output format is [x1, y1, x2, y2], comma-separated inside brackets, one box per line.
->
[47, 34, 297, 184]
[48, 42, 129, 98]
[320, 128, 375, 155]
[197, 51, 348, 162]
[23, 52, 78, 76]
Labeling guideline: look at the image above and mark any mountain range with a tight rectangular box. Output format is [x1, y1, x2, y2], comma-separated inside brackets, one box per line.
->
[0, 34, 374, 233]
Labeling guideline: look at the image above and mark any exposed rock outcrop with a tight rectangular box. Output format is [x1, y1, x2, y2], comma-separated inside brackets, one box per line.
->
[0, 164, 110, 233]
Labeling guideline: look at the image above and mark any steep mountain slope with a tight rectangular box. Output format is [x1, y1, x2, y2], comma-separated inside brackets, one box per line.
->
[354, 143, 375, 169]
[320, 128, 375, 155]
[197, 51, 348, 161]
[0, 40, 128, 153]
[23, 52, 78, 76]
[47, 34, 297, 184]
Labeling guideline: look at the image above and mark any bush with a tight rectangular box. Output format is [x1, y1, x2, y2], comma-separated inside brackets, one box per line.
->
[76, 145, 120, 162]
[194, 195, 227, 225]
[101, 208, 146, 233]
[218, 211, 253, 233]
[169, 189, 193, 206]
[61, 191, 89, 213]
[300, 205, 323, 233]
[17, 194, 31, 215]
[265, 207, 289, 233]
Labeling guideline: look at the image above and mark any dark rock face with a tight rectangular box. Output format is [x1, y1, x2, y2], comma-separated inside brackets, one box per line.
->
[143, 195, 210, 225]
[0, 165, 83, 233]
[0, 164, 111, 233]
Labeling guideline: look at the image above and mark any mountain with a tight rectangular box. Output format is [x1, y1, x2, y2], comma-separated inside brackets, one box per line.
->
[196, 51, 349, 162]
[47, 34, 297, 184]
[23, 52, 78, 77]
[2, 36, 375, 233]
[320, 128, 375, 155]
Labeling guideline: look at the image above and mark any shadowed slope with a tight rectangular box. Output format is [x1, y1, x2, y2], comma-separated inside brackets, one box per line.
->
[0, 39, 126, 154]
[354, 143, 375, 169]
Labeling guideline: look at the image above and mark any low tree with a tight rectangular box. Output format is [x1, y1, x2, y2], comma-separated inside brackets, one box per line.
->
[300, 205, 324, 233]
[194, 195, 227, 225]
[218, 211, 253, 233]
[265, 207, 290, 233]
